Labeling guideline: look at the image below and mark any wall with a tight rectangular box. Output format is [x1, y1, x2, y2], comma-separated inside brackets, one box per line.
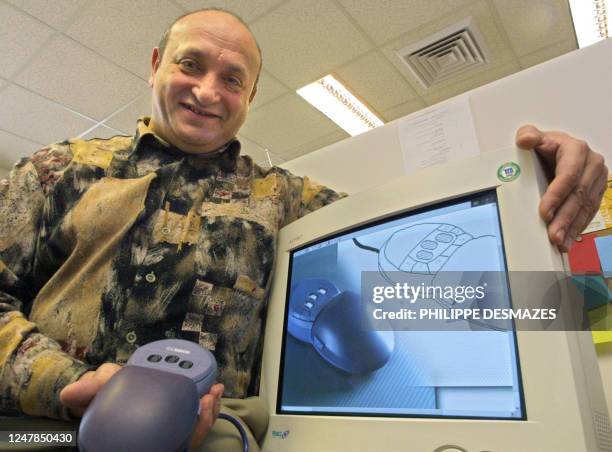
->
[283, 39, 612, 193]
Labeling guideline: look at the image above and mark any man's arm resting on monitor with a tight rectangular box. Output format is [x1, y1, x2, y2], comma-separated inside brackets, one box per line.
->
[0, 150, 94, 420]
[516, 125, 608, 252]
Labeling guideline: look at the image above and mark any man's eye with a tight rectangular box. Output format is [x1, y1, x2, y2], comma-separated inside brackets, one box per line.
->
[179, 60, 198, 71]
[226, 76, 242, 87]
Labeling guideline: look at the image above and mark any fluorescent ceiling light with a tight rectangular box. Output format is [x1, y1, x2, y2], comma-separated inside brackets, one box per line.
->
[569, 0, 610, 48]
[297, 75, 384, 137]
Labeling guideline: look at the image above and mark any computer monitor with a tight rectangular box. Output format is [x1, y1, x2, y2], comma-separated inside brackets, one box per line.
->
[259, 148, 611, 452]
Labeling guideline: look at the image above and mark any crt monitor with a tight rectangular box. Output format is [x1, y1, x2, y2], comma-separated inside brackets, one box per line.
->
[259, 148, 611, 452]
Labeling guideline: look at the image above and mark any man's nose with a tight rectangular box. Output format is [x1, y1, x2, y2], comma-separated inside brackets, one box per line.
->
[193, 74, 220, 104]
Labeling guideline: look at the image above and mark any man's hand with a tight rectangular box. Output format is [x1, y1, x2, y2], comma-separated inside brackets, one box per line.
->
[59, 362, 122, 417]
[60, 363, 224, 449]
[516, 125, 608, 252]
[189, 383, 224, 450]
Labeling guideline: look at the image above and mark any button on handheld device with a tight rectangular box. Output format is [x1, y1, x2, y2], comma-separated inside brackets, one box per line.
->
[78, 339, 217, 452]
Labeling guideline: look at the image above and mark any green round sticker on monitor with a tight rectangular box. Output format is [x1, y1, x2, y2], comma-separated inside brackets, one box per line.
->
[497, 162, 521, 182]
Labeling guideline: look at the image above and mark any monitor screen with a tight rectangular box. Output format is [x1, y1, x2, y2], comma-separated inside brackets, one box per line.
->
[277, 190, 525, 420]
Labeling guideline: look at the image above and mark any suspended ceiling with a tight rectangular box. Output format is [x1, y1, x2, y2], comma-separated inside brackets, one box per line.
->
[0, 0, 577, 175]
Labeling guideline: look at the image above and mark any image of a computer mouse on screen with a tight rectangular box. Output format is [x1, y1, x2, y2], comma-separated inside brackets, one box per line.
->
[379, 223, 476, 275]
[288, 279, 395, 374]
[288, 278, 341, 342]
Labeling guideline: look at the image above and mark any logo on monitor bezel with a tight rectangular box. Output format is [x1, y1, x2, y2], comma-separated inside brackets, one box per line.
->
[497, 162, 521, 182]
[271, 430, 290, 439]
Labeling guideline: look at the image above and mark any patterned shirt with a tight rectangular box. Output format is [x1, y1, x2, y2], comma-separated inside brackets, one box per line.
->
[0, 117, 344, 420]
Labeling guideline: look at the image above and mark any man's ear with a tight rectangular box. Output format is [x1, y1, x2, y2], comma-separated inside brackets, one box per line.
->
[248, 84, 258, 104]
[149, 47, 161, 87]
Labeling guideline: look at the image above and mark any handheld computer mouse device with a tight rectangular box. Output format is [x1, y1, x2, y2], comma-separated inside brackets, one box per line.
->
[78, 339, 217, 452]
[288, 279, 394, 374]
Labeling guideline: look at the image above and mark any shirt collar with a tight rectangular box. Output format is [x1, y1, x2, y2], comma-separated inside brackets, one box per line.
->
[131, 116, 241, 171]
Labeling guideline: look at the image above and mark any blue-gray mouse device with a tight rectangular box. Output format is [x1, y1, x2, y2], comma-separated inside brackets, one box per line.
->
[288, 279, 394, 374]
[78, 339, 217, 452]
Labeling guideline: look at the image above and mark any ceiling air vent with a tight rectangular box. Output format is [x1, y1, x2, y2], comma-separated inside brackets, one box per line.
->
[396, 17, 489, 89]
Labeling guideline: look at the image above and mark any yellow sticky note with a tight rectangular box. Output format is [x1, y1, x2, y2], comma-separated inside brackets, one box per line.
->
[592, 331, 612, 344]
[589, 303, 612, 344]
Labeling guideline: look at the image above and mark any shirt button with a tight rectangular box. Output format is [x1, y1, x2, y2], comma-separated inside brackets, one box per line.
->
[145, 272, 156, 283]
[161, 226, 170, 235]
[126, 331, 137, 344]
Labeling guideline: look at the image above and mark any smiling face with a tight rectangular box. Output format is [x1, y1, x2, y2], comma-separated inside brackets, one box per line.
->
[148, 11, 260, 154]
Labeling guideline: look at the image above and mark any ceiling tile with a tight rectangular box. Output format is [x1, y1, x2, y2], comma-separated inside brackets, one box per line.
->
[0, 84, 96, 145]
[65, 0, 183, 80]
[519, 39, 577, 70]
[381, 0, 516, 98]
[491, 0, 575, 56]
[0, 2, 54, 79]
[380, 98, 427, 122]
[104, 89, 152, 133]
[236, 134, 269, 163]
[280, 130, 349, 162]
[250, 0, 372, 88]
[79, 124, 127, 140]
[15, 35, 148, 121]
[250, 70, 289, 111]
[337, 0, 473, 45]
[335, 51, 418, 114]
[0, 129, 44, 169]
[6, 0, 88, 30]
[239, 93, 340, 154]
[175, 0, 285, 22]
[422, 60, 521, 105]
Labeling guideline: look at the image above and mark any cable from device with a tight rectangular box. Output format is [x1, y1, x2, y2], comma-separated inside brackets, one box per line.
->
[181, 413, 250, 452]
[218, 412, 249, 452]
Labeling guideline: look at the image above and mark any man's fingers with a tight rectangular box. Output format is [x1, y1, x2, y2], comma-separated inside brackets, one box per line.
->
[563, 171, 609, 249]
[190, 395, 215, 449]
[519, 125, 608, 252]
[59, 363, 122, 417]
[516, 125, 546, 150]
[83, 363, 122, 387]
[210, 383, 224, 419]
[539, 137, 590, 222]
[189, 384, 224, 449]
[546, 157, 607, 250]
[210, 383, 224, 399]
[59, 377, 101, 416]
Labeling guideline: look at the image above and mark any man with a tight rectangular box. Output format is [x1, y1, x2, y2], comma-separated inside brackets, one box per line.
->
[0, 7, 607, 452]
